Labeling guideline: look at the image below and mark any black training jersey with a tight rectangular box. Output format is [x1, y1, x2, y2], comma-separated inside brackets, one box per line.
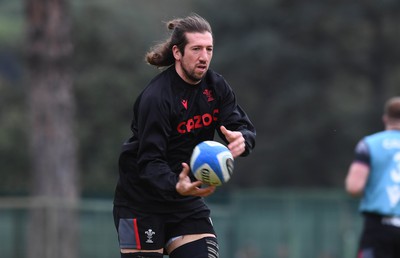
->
[114, 66, 256, 213]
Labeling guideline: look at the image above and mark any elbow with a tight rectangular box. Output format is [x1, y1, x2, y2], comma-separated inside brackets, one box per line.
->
[346, 188, 363, 197]
[345, 182, 364, 197]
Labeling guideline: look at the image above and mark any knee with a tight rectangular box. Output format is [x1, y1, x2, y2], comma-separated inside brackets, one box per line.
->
[169, 237, 219, 258]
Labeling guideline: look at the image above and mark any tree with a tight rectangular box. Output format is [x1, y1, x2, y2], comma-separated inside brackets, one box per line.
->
[25, 0, 79, 258]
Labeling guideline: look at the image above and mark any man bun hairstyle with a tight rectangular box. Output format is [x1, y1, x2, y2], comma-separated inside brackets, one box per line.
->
[145, 14, 212, 68]
[385, 96, 400, 120]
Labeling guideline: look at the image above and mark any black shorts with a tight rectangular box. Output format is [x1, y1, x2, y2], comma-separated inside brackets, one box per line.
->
[113, 205, 216, 251]
[358, 213, 400, 258]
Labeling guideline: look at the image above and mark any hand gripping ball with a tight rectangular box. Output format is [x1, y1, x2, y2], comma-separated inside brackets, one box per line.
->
[190, 141, 234, 186]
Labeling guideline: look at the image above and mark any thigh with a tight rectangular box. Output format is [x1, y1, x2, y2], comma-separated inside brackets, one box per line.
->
[166, 233, 216, 254]
[165, 207, 215, 239]
[113, 206, 165, 251]
[358, 222, 393, 258]
[168, 237, 219, 258]
[164, 207, 216, 253]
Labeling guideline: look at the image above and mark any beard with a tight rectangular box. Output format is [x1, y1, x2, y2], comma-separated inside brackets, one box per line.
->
[181, 63, 206, 84]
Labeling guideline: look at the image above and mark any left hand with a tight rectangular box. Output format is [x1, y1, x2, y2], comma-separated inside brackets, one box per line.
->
[220, 126, 246, 158]
[176, 163, 216, 197]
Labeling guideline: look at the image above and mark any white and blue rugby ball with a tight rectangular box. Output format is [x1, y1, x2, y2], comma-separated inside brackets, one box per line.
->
[190, 141, 234, 186]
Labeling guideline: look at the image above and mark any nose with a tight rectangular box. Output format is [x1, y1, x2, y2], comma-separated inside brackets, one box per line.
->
[199, 48, 210, 62]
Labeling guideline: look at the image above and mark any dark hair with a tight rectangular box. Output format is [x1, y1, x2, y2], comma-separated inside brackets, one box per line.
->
[384, 97, 400, 120]
[145, 14, 212, 67]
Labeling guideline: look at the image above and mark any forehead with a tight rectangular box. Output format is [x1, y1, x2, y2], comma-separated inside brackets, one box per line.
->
[185, 32, 213, 46]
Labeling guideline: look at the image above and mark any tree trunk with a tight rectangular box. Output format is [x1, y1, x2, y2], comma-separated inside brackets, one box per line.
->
[25, 0, 79, 258]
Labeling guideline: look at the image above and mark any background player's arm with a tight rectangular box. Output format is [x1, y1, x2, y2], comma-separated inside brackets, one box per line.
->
[345, 162, 370, 197]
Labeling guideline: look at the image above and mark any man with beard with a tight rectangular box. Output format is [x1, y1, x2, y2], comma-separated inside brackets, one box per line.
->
[113, 14, 256, 258]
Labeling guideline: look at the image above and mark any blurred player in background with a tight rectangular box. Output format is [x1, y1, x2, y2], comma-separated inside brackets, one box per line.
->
[112, 14, 256, 258]
[345, 96, 400, 258]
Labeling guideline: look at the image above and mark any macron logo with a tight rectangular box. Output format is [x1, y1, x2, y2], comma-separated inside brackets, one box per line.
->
[181, 99, 188, 110]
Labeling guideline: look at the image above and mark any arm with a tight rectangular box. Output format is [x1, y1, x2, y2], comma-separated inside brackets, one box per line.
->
[345, 139, 370, 197]
[135, 88, 180, 198]
[345, 162, 370, 197]
[215, 79, 256, 156]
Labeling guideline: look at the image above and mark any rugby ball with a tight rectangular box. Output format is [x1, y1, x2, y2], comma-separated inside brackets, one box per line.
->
[190, 141, 234, 186]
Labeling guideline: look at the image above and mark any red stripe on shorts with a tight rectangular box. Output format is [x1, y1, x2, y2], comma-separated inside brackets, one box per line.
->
[133, 218, 141, 250]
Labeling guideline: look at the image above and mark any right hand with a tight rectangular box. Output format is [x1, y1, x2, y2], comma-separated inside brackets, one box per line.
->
[176, 163, 216, 197]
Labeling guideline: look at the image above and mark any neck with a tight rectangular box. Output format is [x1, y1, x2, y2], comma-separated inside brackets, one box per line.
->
[386, 125, 400, 131]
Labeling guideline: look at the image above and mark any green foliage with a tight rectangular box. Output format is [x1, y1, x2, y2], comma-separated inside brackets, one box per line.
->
[196, 0, 400, 187]
[0, 0, 24, 46]
[1, 0, 400, 195]
[0, 0, 27, 195]
[0, 78, 29, 194]
[71, 1, 161, 194]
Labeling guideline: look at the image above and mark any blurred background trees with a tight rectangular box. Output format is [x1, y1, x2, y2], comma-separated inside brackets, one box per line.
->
[1, 0, 400, 197]
[25, 0, 78, 257]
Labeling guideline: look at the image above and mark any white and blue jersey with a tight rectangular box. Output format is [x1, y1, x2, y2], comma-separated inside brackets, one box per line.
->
[355, 130, 400, 216]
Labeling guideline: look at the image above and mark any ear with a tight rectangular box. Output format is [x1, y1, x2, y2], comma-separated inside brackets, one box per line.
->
[172, 45, 181, 61]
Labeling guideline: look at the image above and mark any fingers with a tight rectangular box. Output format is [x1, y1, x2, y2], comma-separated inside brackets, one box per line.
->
[177, 181, 215, 197]
[179, 162, 190, 180]
[220, 126, 246, 158]
[195, 185, 216, 197]
[176, 163, 216, 197]
[220, 125, 229, 137]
